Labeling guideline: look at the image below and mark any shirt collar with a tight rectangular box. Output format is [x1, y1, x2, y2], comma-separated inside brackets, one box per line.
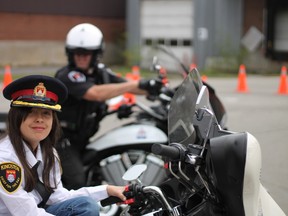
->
[23, 141, 43, 168]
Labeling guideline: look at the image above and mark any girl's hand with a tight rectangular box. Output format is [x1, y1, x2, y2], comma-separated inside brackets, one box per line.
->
[106, 185, 126, 201]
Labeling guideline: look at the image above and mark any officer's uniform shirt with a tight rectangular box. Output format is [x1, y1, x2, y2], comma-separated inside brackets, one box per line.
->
[55, 64, 125, 100]
[0, 136, 109, 216]
[55, 64, 126, 150]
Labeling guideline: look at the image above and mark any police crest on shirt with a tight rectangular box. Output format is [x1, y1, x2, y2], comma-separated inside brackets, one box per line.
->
[0, 162, 22, 193]
[68, 71, 86, 82]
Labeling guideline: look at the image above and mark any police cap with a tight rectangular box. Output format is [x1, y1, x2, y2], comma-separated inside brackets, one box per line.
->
[3, 75, 67, 112]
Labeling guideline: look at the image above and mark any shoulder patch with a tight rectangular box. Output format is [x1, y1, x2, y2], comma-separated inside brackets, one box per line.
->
[0, 162, 22, 193]
[68, 71, 86, 82]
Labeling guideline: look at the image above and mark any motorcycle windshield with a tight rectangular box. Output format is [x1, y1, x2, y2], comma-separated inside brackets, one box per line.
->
[168, 68, 209, 145]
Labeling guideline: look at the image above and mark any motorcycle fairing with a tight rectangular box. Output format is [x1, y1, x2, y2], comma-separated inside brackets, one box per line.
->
[242, 132, 261, 216]
[208, 132, 287, 216]
[258, 184, 286, 216]
[243, 133, 286, 216]
[209, 132, 247, 216]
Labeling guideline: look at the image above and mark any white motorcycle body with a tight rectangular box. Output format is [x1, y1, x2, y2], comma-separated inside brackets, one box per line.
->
[243, 133, 285, 216]
[210, 131, 286, 216]
[86, 123, 168, 152]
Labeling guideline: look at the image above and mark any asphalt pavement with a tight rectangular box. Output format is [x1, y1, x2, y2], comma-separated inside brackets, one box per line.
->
[0, 68, 287, 214]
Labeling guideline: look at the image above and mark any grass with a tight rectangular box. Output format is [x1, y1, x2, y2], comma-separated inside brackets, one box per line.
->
[0, 64, 280, 83]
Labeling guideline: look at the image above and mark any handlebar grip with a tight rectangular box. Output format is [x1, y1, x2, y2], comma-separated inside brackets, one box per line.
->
[100, 196, 123, 207]
[152, 143, 181, 160]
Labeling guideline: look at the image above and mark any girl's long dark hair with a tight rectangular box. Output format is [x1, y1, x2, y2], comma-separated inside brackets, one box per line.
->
[6, 107, 62, 192]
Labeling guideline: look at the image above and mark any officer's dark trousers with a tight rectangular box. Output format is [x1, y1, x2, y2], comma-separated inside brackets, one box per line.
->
[56, 138, 86, 190]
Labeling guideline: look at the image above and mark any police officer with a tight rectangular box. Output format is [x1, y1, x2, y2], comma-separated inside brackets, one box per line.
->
[0, 75, 126, 216]
[55, 23, 163, 190]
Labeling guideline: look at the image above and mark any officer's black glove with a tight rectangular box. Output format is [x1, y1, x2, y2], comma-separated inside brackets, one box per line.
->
[138, 78, 163, 97]
[117, 104, 133, 119]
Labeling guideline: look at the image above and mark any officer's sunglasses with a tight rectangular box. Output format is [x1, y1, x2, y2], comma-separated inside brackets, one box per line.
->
[73, 49, 93, 56]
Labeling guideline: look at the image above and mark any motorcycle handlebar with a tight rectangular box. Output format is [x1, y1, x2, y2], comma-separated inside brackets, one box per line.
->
[152, 143, 184, 160]
[107, 85, 173, 121]
[100, 196, 123, 207]
[101, 185, 177, 216]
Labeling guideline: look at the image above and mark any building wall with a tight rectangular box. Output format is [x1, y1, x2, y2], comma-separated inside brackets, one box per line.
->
[243, 0, 265, 34]
[0, 0, 126, 67]
[0, 13, 124, 41]
[241, 0, 288, 72]
[196, 0, 286, 73]
[193, 0, 243, 70]
[0, 0, 125, 18]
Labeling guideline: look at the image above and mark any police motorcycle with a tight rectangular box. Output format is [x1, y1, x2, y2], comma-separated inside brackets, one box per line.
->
[100, 68, 286, 216]
[83, 52, 228, 215]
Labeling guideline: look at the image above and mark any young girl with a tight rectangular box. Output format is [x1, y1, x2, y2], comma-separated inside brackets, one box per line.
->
[0, 75, 126, 216]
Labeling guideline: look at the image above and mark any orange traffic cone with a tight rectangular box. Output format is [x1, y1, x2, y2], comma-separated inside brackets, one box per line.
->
[277, 66, 288, 95]
[2, 65, 13, 89]
[189, 63, 197, 71]
[181, 63, 197, 78]
[237, 64, 249, 93]
[130, 65, 140, 80]
[132, 65, 140, 75]
[123, 67, 139, 105]
[201, 75, 208, 82]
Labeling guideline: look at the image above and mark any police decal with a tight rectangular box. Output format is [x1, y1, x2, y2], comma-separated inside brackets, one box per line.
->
[0, 162, 22, 193]
[68, 71, 86, 82]
[136, 127, 147, 139]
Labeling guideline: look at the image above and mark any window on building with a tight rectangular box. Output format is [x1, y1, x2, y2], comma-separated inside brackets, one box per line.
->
[143, 38, 192, 47]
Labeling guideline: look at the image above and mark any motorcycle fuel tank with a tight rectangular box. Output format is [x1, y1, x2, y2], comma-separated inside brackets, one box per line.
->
[86, 124, 168, 152]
